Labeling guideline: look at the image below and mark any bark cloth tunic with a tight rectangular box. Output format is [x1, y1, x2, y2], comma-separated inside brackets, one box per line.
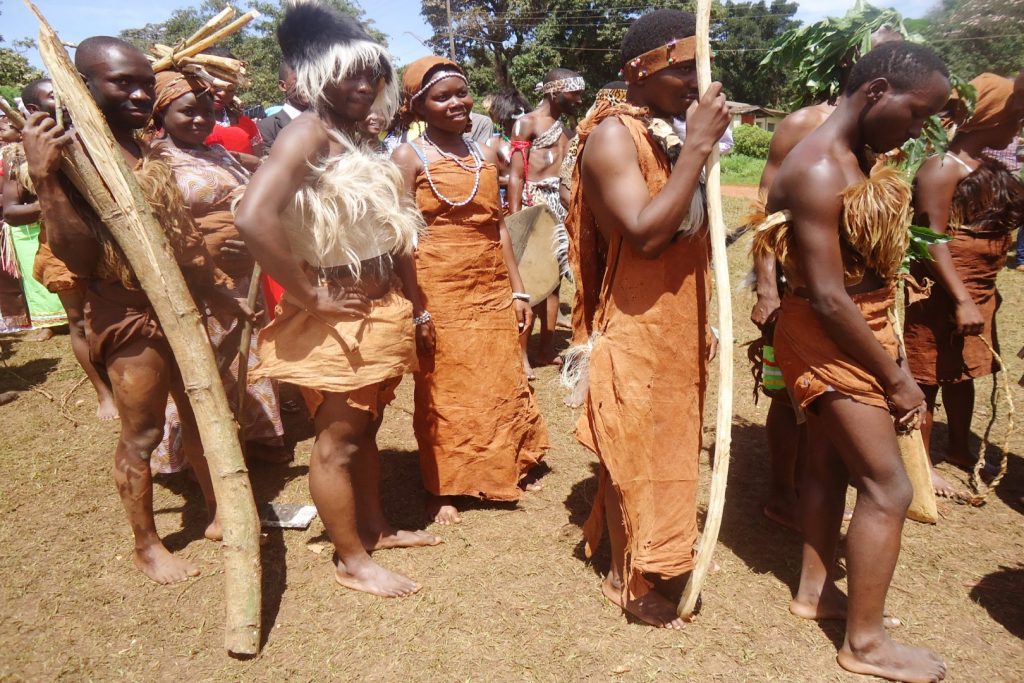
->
[751, 163, 913, 412]
[570, 105, 711, 600]
[904, 155, 1024, 385]
[410, 141, 549, 501]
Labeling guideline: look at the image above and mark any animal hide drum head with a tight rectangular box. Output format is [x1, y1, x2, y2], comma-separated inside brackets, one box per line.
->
[505, 204, 561, 307]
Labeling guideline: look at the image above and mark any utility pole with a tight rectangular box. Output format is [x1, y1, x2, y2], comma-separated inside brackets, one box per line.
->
[445, 0, 456, 60]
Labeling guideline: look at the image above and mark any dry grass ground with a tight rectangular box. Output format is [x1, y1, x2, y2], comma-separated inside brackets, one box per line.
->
[1, 196, 1022, 681]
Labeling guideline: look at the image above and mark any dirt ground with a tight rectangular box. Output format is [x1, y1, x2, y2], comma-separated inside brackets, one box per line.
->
[1, 196, 1022, 681]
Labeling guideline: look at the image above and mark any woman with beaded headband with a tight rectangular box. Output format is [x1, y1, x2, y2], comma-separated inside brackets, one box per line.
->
[235, 0, 440, 599]
[563, 9, 731, 629]
[391, 56, 550, 526]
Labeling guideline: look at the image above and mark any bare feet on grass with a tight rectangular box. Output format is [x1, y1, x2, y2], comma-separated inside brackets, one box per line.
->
[426, 494, 461, 525]
[133, 542, 200, 584]
[791, 585, 901, 628]
[931, 468, 962, 499]
[601, 576, 686, 630]
[334, 555, 421, 598]
[95, 395, 119, 421]
[363, 526, 441, 551]
[837, 635, 946, 682]
[204, 516, 223, 542]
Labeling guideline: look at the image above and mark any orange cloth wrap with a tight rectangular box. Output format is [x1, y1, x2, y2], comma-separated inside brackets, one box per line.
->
[775, 285, 899, 411]
[576, 111, 711, 600]
[252, 283, 417, 416]
[904, 230, 1010, 385]
[32, 224, 79, 293]
[412, 151, 549, 501]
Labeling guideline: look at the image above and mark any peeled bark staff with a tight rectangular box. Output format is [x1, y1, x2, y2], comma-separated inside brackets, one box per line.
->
[22, 0, 261, 655]
[151, 11, 260, 72]
[235, 263, 262, 423]
[678, 0, 735, 620]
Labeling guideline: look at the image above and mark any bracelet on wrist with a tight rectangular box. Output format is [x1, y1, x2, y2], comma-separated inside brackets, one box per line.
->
[413, 310, 432, 325]
[512, 292, 531, 302]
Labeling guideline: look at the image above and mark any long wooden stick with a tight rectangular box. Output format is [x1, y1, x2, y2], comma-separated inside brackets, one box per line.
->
[21, 1, 261, 655]
[150, 11, 259, 72]
[235, 263, 262, 423]
[679, 0, 735, 620]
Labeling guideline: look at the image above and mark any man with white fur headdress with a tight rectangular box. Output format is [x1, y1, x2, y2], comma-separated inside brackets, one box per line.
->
[235, 0, 440, 599]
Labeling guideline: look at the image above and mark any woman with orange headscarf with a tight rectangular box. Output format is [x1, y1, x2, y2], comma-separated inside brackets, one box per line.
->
[391, 56, 549, 525]
[905, 72, 1024, 497]
[147, 69, 287, 471]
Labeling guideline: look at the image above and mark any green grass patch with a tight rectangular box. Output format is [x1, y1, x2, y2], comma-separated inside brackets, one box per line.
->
[720, 153, 766, 186]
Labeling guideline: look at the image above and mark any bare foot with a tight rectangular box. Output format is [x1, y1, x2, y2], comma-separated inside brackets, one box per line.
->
[334, 556, 421, 598]
[555, 311, 572, 330]
[792, 585, 901, 628]
[519, 468, 546, 493]
[522, 355, 536, 381]
[133, 542, 200, 584]
[96, 396, 119, 421]
[763, 502, 801, 532]
[601, 576, 686, 629]
[0, 390, 19, 406]
[364, 528, 441, 551]
[530, 352, 563, 368]
[931, 468, 962, 499]
[426, 495, 462, 525]
[838, 635, 946, 682]
[204, 516, 223, 542]
[523, 481, 544, 492]
[21, 327, 54, 342]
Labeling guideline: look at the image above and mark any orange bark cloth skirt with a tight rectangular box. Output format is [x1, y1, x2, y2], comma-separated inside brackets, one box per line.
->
[32, 225, 79, 294]
[251, 282, 417, 419]
[775, 285, 899, 411]
[904, 229, 1010, 385]
[84, 280, 167, 367]
[412, 154, 549, 501]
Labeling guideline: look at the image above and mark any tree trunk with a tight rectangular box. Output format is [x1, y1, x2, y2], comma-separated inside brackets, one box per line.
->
[22, 0, 261, 656]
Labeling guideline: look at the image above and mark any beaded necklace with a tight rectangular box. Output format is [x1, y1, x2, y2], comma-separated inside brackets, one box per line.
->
[419, 132, 483, 207]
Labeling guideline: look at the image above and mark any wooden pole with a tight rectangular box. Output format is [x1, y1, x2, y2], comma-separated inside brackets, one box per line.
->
[21, 1, 261, 655]
[679, 0, 735, 620]
[235, 263, 262, 423]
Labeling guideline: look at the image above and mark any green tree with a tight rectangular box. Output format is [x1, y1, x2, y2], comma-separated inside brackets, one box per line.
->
[920, 0, 1024, 79]
[0, 3, 44, 91]
[119, 0, 383, 106]
[714, 1, 798, 107]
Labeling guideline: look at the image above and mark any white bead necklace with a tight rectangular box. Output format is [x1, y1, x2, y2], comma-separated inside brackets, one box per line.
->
[420, 133, 482, 207]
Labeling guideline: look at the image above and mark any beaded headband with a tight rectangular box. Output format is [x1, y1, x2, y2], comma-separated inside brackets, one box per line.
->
[535, 76, 586, 95]
[620, 36, 698, 84]
[411, 71, 469, 102]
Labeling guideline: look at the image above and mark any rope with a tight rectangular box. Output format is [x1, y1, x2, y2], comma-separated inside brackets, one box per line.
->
[962, 335, 1014, 506]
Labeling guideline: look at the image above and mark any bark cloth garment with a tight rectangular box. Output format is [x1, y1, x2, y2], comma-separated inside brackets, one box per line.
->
[904, 155, 1024, 385]
[410, 140, 549, 501]
[513, 120, 572, 281]
[151, 141, 284, 474]
[250, 134, 422, 418]
[572, 106, 711, 601]
[750, 163, 913, 412]
[79, 147, 231, 371]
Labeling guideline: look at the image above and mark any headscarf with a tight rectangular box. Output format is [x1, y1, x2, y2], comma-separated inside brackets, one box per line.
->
[959, 73, 1019, 134]
[399, 55, 464, 125]
[149, 70, 211, 132]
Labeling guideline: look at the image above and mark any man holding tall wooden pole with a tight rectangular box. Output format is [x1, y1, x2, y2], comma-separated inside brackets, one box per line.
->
[21, 36, 243, 585]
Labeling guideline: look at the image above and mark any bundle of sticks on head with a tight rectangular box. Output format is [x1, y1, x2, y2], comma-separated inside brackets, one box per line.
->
[147, 6, 259, 90]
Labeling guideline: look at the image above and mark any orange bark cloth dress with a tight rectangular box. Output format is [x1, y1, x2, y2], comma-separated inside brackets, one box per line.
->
[572, 107, 711, 600]
[904, 156, 1024, 385]
[251, 141, 420, 419]
[751, 165, 913, 411]
[151, 142, 285, 473]
[410, 141, 549, 501]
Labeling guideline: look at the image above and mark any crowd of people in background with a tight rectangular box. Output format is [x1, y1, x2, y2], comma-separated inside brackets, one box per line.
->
[1, 1, 1022, 681]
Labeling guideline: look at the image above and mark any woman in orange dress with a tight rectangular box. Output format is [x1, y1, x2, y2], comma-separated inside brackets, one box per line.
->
[392, 57, 549, 525]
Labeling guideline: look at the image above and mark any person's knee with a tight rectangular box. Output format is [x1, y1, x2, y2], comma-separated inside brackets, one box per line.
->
[864, 470, 913, 517]
[313, 431, 360, 468]
[119, 424, 164, 457]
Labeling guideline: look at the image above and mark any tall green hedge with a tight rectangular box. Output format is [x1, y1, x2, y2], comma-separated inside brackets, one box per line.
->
[733, 124, 773, 159]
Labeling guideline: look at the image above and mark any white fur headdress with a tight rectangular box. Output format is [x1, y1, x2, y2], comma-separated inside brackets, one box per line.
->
[278, 0, 399, 123]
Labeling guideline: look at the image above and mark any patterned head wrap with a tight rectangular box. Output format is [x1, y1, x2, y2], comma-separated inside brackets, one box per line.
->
[150, 70, 211, 130]
[535, 76, 585, 95]
[621, 36, 697, 84]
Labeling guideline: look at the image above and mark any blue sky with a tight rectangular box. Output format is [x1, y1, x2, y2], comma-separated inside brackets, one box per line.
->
[2, 0, 935, 69]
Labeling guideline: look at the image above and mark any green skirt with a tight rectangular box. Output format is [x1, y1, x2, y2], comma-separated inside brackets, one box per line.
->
[10, 223, 65, 328]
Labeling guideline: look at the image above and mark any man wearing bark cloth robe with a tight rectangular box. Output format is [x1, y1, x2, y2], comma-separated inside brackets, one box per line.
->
[565, 9, 730, 629]
[751, 42, 951, 682]
[20, 36, 244, 584]
[509, 67, 584, 376]
[904, 73, 1024, 498]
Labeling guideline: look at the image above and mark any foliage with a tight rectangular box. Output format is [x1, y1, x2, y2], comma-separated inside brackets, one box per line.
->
[0, 39, 44, 90]
[732, 124, 772, 159]
[920, 0, 1024, 79]
[0, 84, 21, 106]
[119, 0, 383, 106]
[720, 152, 766, 186]
[901, 224, 952, 271]
[421, 1, 797, 107]
[761, 1, 920, 108]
